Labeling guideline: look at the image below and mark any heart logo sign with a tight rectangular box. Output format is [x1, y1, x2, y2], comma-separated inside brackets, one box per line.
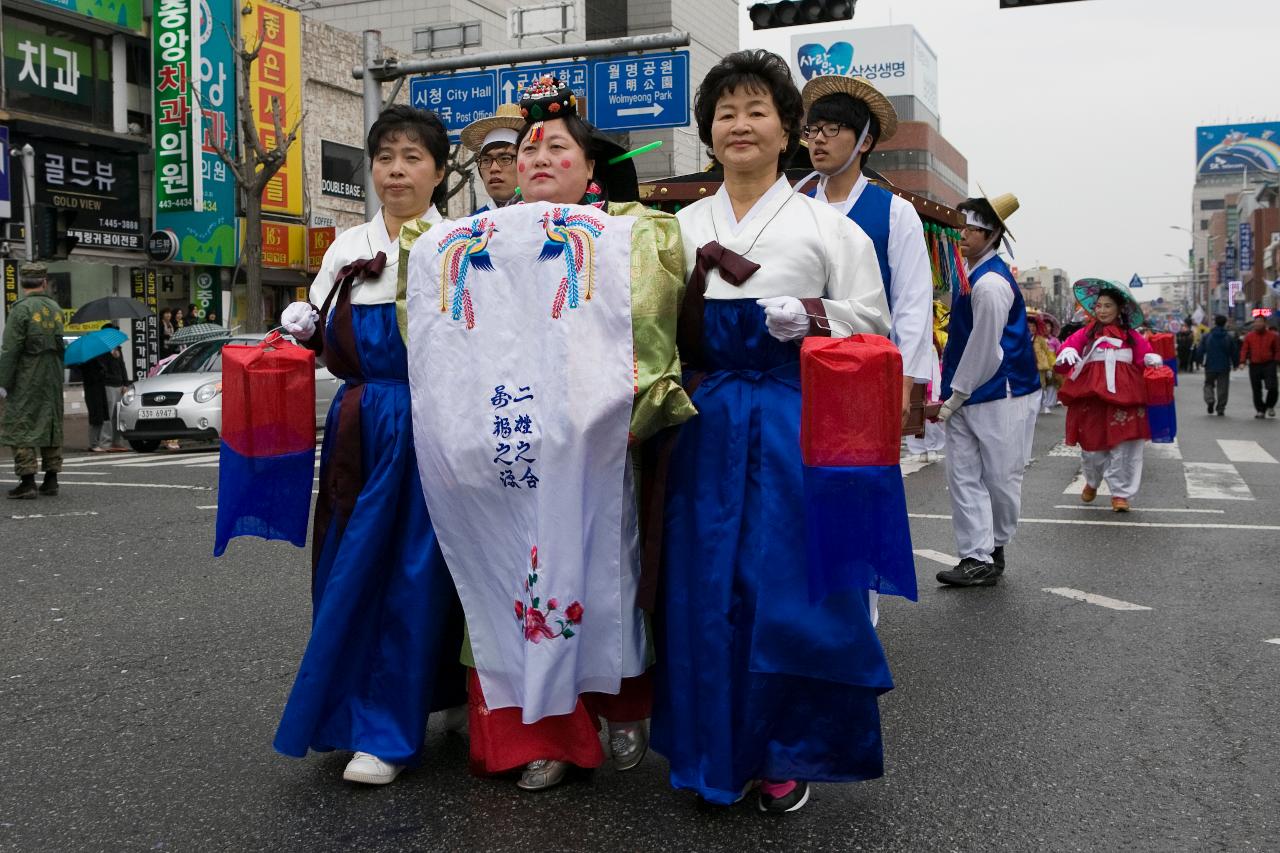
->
[796, 42, 854, 79]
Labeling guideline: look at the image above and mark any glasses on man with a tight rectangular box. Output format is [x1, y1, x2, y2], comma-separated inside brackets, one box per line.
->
[477, 153, 516, 169]
[800, 123, 848, 139]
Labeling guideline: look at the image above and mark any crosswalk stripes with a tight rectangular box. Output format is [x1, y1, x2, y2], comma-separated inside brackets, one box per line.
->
[1216, 440, 1278, 464]
[1183, 462, 1254, 501]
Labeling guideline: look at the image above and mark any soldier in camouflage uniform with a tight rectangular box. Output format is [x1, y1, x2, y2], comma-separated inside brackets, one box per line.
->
[0, 263, 66, 499]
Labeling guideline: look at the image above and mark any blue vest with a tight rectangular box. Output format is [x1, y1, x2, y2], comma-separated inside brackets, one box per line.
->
[810, 182, 894, 307]
[940, 255, 1041, 406]
[847, 182, 893, 303]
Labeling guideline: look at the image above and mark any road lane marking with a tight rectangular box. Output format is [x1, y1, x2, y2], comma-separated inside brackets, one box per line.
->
[1145, 440, 1182, 460]
[913, 549, 956, 566]
[1184, 462, 1253, 500]
[1064, 471, 1111, 496]
[1216, 440, 1278, 464]
[9, 510, 100, 520]
[1, 480, 211, 491]
[1265, 639, 1280, 646]
[1043, 587, 1152, 611]
[1051, 504, 1225, 514]
[908, 513, 1280, 531]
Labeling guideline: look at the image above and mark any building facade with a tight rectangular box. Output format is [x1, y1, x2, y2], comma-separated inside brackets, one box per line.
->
[1015, 265, 1071, 317]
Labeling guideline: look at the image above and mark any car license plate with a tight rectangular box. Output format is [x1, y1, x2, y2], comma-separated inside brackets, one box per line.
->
[138, 407, 177, 420]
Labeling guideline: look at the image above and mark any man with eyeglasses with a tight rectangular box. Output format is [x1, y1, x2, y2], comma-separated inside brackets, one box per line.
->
[460, 104, 523, 212]
[800, 75, 934, 429]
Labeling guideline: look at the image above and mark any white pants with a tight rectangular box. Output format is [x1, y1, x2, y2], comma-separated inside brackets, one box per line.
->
[945, 392, 1040, 562]
[905, 419, 947, 454]
[1042, 385, 1058, 410]
[1082, 439, 1144, 500]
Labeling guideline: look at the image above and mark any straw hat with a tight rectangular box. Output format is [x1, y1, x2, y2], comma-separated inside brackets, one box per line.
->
[800, 75, 898, 143]
[460, 102, 525, 153]
[975, 184, 1019, 240]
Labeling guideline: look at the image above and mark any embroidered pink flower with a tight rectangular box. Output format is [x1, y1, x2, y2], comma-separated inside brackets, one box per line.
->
[514, 601, 525, 620]
[547, 598, 559, 611]
[524, 608, 555, 642]
[565, 601, 584, 624]
[531, 546, 538, 569]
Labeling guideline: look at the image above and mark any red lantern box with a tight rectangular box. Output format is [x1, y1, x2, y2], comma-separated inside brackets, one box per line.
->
[220, 333, 317, 458]
[1149, 332, 1176, 361]
[1144, 364, 1175, 406]
[800, 334, 902, 468]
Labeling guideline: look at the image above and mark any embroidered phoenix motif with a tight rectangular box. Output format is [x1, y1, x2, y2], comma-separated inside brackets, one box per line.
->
[437, 217, 498, 329]
[537, 208, 605, 318]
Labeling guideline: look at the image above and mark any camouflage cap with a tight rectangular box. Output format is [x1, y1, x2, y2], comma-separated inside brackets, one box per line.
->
[19, 261, 48, 283]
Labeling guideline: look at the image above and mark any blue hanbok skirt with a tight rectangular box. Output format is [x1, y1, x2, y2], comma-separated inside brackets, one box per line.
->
[273, 303, 464, 765]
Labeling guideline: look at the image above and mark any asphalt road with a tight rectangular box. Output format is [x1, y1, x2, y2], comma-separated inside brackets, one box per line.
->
[2, 370, 1277, 852]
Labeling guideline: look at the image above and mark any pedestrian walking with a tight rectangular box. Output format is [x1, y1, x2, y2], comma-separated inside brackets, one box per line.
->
[1197, 315, 1238, 416]
[653, 49, 905, 815]
[1055, 281, 1163, 512]
[96, 337, 130, 451]
[1176, 325, 1193, 372]
[935, 189, 1041, 586]
[271, 105, 465, 786]
[802, 72, 935, 424]
[1237, 316, 1279, 419]
[0, 263, 66, 499]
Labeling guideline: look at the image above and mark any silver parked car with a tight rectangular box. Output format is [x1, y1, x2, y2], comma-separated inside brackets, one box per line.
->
[117, 333, 340, 452]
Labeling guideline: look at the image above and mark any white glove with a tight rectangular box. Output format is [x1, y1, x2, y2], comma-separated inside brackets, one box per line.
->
[756, 296, 809, 342]
[1055, 347, 1081, 367]
[0, 387, 7, 399]
[281, 301, 319, 341]
[1143, 353, 1163, 367]
[937, 392, 969, 422]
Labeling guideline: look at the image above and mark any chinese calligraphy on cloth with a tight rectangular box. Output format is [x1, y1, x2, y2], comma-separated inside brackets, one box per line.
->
[407, 203, 638, 723]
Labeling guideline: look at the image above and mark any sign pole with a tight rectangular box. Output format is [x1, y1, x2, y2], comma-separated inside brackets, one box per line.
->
[363, 30, 383, 220]
[20, 144, 35, 261]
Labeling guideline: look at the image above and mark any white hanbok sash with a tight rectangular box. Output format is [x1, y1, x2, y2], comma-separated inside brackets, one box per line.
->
[406, 203, 637, 722]
[1070, 336, 1132, 394]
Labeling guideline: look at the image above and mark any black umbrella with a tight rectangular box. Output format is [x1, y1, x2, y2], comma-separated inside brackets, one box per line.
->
[69, 296, 152, 324]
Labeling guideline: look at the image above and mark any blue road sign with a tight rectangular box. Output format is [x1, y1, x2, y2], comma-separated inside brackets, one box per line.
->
[589, 51, 690, 133]
[409, 71, 499, 142]
[0, 126, 10, 220]
[1129, 273, 1144, 289]
[499, 63, 590, 120]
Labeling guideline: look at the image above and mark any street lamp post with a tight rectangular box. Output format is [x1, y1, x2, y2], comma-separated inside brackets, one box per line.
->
[1170, 225, 1211, 318]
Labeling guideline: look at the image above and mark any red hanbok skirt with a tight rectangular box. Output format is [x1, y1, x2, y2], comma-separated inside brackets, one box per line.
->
[466, 669, 652, 775]
[1060, 360, 1150, 452]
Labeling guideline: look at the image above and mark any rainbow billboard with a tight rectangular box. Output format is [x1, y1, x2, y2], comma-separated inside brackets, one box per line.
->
[1196, 122, 1280, 176]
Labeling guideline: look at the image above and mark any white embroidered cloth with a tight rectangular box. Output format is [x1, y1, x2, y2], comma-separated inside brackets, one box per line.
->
[406, 203, 638, 722]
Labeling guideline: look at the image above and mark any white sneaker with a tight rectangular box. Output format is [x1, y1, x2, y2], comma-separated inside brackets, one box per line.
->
[342, 752, 403, 785]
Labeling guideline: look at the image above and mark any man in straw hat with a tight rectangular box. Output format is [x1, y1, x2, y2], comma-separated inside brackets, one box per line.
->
[460, 102, 524, 213]
[801, 75, 934, 422]
[1, 262, 66, 499]
[934, 190, 1041, 587]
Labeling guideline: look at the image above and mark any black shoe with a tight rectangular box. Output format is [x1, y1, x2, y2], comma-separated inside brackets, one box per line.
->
[1257, 412, 1267, 419]
[991, 546, 1006, 576]
[936, 557, 1000, 587]
[1217, 410, 1225, 417]
[7, 477, 37, 500]
[39, 473, 58, 496]
[758, 781, 810, 814]
[1207, 404, 1215, 414]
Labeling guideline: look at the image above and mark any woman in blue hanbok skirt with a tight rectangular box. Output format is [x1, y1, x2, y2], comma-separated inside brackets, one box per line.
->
[653, 50, 912, 813]
[274, 106, 464, 785]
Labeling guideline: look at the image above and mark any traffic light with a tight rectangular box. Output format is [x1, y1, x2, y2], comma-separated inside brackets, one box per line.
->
[749, 0, 855, 30]
[33, 204, 79, 261]
[999, 0, 1093, 7]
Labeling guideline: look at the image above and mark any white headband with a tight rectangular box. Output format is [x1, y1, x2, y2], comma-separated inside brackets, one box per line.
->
[481, 128, 519, 150]
[964, 209, 999, 232]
